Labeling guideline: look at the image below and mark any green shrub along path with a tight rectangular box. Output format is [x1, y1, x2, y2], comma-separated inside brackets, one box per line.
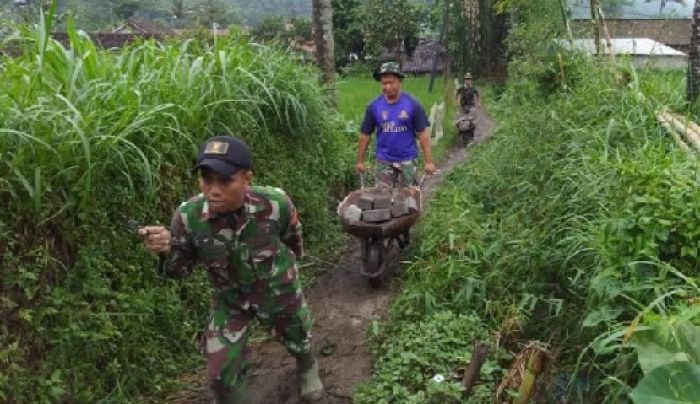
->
[354, 61, 700, 402]
[0, 17, 353, 402]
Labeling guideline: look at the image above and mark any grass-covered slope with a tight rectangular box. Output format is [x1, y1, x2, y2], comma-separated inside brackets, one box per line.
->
[355, 57, 699, 402]
[0, 19, 353, 402]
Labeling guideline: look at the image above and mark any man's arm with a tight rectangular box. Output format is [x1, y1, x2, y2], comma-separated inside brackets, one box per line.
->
[281, 194, 304, 258]
[356, 133, 371, 173]
[417, 129, 436, 174]
[139, 209, 196, 278]
[357, 104, 376, 172]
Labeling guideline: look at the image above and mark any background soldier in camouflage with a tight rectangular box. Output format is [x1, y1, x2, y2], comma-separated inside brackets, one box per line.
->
[355, 61, 437, 187]
[455, 72, 481, 114]
[139, 135, 323, 403]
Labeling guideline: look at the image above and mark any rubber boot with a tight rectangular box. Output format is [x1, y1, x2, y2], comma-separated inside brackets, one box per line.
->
[297, 353, 324, 402]
[213, 382, 250, 404]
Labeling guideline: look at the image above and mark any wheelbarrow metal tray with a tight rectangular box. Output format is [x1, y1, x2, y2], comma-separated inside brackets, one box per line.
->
[337, 187, 422, 238]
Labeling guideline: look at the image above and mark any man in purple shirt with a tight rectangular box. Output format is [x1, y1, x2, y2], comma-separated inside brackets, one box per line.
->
[355, 62, 437, 187]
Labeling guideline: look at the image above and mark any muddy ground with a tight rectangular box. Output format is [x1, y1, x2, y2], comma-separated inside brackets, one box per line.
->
[172, 108, 495, 404]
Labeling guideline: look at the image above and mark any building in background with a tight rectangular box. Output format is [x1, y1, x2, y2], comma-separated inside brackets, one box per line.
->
[568, 0, 692, 52]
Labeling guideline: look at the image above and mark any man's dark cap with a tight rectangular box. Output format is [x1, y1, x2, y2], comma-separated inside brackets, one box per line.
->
[373, 61, 405, 81]
[196, 135, 252, 177]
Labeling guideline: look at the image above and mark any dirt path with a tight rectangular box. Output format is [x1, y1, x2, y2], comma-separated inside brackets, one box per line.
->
[172, 108, 495, 404]
[244, 109, 495, 404]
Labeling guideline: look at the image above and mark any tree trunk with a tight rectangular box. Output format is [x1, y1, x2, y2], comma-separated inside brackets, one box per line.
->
[465, 0, 479, 74]
[312, 0, 336, 105]
[590, 0, 601, 56]
[429, 0, 448, 93]
[688, 0, 700, 102]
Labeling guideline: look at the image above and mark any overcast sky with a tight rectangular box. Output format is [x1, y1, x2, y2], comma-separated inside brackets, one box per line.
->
[567, 0, 692, 19]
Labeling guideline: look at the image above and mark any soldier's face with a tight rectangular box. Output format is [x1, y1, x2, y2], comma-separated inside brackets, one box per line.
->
[380, 75, 402, 101]
[199, 168, 253, 213]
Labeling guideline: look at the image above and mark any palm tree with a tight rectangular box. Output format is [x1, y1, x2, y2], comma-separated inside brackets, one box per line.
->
[689, 0, 700, 101]
[312, 0, 336, 104]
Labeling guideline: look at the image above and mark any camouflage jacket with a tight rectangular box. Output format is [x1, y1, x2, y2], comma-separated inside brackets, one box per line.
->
[164, 186, 303, 292]
[456, 86, 479, 106]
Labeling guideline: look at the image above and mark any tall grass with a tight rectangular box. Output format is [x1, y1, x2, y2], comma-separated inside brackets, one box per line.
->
[0, 16, 353, 402]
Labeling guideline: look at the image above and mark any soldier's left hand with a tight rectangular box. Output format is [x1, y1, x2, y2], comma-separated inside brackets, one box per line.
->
[424, 162, 437, 175]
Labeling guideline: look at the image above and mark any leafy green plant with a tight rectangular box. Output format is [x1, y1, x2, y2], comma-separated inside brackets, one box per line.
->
[630, 312, 700, 403]
[354, 311, 506, 403]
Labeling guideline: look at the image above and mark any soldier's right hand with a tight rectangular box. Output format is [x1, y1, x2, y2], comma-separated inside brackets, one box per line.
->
[138, 226, 172, 255]
[355, 162, 365, 173]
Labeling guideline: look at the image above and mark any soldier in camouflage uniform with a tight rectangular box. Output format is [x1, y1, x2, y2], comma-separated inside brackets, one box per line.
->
[355, 62, 437, 187]
[139, 135, 323, 403]
[455, 72, 481, 114]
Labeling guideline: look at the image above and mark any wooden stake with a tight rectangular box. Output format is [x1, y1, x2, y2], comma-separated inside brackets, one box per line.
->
[462, 340, 489, 397]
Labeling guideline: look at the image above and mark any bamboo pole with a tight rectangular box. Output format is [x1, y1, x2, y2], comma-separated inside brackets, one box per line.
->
[657, 113, 692, 153]
[666, 111, 700, 140]
[597, 5, 616, 64]
[513, 349, 546, 404]
[660, 111, 700, 152]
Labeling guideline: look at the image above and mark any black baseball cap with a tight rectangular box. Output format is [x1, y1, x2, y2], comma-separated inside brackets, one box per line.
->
[196, 135, 252, 176]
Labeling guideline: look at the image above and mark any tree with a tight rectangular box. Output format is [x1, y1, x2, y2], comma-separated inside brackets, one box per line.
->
[332, 0, 365, 67]
[689, 0, 700, 101]
[2, 0, 52, 23]
[312, 0, 336, 103]
[169, 0, 195, 27]
[361, 0, 422, 68]
[251, 15, 286, 40]
[111, 0, 140, 20]
[196, 0, 230, 28]
[290, 17, 312, 42]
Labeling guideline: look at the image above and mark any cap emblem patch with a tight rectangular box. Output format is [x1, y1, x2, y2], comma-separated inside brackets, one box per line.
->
[205, 141, 229, 154]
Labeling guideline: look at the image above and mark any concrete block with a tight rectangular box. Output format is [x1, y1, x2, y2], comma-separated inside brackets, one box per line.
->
[362, 209, 391, 222]
[404, 196, 418, 213]
[391, 200, 409, 217]
[373, 195, 392, 209]
[358, 195, 374, 210]
[343, 204, 362, 222]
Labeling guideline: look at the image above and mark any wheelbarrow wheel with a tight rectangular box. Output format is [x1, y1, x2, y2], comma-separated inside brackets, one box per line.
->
[364, 240, 383, 288]
[368, 276, 382, 288]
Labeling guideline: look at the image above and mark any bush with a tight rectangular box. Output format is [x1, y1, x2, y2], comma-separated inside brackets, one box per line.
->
[361, 53, 699, 401]
[0, 16, 353, 402]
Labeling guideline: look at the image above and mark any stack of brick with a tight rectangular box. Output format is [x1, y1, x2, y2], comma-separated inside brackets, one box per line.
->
[343, 190, 419, 223]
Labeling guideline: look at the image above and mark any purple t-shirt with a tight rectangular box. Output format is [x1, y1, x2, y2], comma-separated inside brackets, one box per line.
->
[360, 92, 430, 162]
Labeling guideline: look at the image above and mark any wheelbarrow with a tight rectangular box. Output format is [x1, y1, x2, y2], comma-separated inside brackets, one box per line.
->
[337, 176, 423, 288]
[455, 108, 476, 146]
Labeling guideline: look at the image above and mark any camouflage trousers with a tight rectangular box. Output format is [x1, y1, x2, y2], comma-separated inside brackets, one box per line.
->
[376, 160, 419, 188]
[204, 269, 313, 396]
